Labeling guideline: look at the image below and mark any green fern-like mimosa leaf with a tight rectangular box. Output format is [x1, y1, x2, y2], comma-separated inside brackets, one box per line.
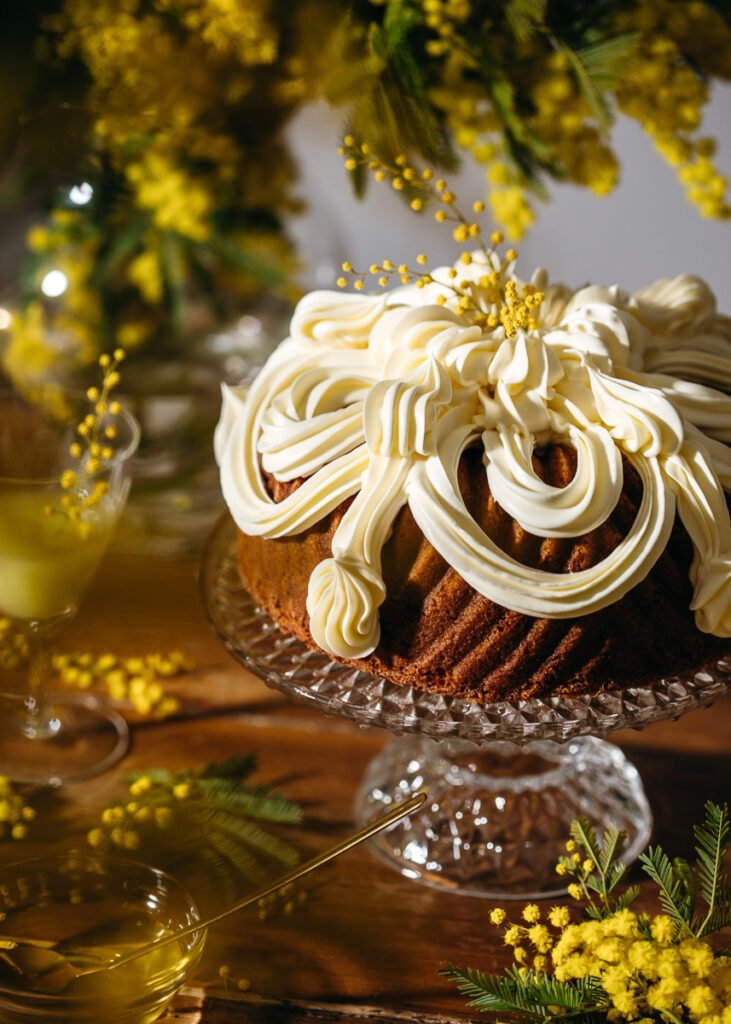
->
[639, 846, 693, 932]
[693, 800, 731, 937]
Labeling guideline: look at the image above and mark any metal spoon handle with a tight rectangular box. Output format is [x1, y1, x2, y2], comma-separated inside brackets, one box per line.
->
[104, 791, 426, 974]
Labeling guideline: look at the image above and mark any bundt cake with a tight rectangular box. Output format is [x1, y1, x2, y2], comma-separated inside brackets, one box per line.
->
[216, 249, 731, 701]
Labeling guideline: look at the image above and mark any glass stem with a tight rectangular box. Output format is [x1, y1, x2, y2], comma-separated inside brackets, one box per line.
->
[23, 619, 60, 740]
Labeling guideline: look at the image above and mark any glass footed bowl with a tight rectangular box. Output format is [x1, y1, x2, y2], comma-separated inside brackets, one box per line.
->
[201, 514, 731, 899]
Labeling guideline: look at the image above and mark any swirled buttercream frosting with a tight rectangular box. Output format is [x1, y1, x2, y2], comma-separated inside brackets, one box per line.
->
[216, 252, 731, 696]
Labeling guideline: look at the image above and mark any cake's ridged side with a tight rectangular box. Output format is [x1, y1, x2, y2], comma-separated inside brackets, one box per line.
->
[236, 445, 728, 700]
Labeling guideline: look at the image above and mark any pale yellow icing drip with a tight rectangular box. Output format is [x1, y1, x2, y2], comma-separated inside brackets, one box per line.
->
[216, 255, 731, 657]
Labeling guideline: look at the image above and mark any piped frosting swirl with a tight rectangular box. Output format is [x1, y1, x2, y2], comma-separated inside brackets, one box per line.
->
[216, 254, 731, 660]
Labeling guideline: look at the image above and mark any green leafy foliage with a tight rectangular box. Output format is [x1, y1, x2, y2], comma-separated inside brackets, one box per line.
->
[442, 965, 608, 1020]
[561, 818, 632, 918]
[200, 754, 256, 780]
[447, 802, 731, 1022]
[489, 79, 555, 190]
[573, 33, 641, 88]
[639, 846, 696, 934]
[550, 31, 640, 131]
[116, 756, 303, 901]
[558, 44, 612, 128]
[569, 817, 600, 863]
[505, 0, 547, 43]
[365, 5, 456, 167]
[598, 826, 624, 874]
[692, 799, 731, 936]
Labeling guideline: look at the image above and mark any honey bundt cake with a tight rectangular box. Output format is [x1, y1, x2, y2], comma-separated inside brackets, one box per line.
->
[215, 251, 731, 701]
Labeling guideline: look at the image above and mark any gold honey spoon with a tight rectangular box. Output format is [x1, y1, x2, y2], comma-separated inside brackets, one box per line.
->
[0, 791, 426, 994]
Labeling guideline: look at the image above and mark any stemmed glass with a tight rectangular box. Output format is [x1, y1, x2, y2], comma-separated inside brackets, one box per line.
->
[0, 385, 140, 784]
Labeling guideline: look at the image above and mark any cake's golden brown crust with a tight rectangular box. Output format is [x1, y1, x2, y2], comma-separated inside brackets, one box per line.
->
[236, 445, 729, 700]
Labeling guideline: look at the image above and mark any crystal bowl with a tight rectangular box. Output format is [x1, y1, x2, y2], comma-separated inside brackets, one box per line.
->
[0, 854, 205, 1024]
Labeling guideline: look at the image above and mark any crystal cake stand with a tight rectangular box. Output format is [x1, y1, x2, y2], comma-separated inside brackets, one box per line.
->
[201, 514, 730, 899]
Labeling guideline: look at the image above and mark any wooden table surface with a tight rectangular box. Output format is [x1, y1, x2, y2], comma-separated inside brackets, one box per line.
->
[2, 540, 730, 1023]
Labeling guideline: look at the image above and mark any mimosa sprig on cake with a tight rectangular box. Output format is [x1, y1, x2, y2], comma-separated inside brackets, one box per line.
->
[51, 347, 127, 537]
[337, 140, 544, 336]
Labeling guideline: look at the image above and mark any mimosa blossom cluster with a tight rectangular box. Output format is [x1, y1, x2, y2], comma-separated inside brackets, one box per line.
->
[489, 899, 731, 1021]
[0, 778, 35, 843]
[447, 804, 731, 1023]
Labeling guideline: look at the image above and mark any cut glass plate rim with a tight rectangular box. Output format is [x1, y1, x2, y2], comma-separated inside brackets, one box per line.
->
[201, 513, 731, 745]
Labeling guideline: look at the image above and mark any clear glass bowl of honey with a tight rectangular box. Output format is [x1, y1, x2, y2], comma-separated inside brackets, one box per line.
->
[0, 854, 205, 1023]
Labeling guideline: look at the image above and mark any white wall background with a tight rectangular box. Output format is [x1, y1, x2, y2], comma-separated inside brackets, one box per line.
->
[287, 84, 731, 301]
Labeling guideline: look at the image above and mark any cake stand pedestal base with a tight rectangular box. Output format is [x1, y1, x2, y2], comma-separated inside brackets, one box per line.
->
[354, 735, 652, 899]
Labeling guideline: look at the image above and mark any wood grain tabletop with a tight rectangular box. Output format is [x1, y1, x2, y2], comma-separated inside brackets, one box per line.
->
[1, 541, 729, 1023]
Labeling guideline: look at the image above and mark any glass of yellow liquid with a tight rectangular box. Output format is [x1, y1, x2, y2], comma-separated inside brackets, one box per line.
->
[0, 386, 140, 784]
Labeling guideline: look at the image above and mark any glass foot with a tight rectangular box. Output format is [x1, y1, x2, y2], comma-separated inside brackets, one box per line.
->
[354, 735, 652, 899]
[0, 692, 129, 785]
